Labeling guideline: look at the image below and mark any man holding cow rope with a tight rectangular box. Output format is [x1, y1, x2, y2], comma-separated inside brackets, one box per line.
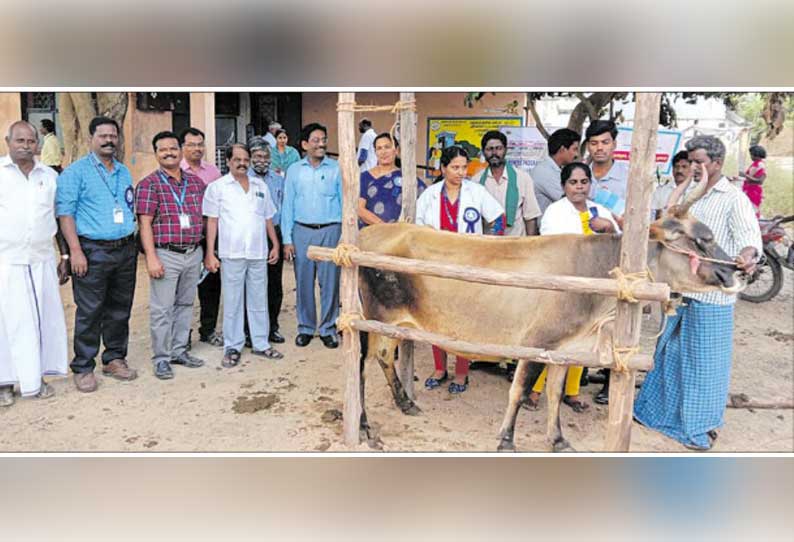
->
[634, 135, 762, 451]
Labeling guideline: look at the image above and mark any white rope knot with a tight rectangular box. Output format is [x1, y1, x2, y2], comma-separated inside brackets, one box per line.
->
[331, 243, 360, 267]
[336, 312, 364, 334]
[609, 267, 651, 303]
[611, 345, 640, 373]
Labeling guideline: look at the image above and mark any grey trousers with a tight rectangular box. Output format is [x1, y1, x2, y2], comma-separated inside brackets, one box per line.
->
[149, 246, 203, 365]
[292, 223, 341, 337]
[221, 258, 270, 352]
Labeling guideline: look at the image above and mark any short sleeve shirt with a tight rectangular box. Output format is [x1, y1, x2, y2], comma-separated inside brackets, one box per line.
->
[359, 169, 425, 227]
[202, 174, 276, 260]
[134, 169, 205, 246]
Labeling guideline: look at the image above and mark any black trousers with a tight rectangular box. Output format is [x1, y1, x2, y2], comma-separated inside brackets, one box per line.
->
[267, 225, 284, 331]
[244, 225, 284, 339]
[198, 236, 222, 338]
[70, 239, 137, 374]
[198, 268, 222, 338]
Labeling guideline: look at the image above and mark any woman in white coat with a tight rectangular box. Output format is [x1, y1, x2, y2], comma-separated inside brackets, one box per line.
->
[416, 146, 504, 394]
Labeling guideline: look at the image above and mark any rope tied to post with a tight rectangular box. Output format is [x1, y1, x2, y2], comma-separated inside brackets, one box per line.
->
[331, 243, 360, 267]
[612, 344, 640, 373]
[336, 312, 364, 334]
[336, 99, 417, 114]
[608, 267, 653, 303]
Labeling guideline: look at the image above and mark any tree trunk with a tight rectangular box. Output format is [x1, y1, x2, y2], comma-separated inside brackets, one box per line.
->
[57, 92, 128, 166]
[762, 92, 786, 140]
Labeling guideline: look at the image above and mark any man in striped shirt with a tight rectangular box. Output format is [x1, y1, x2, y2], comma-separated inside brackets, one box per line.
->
[634, 135, 762, 451]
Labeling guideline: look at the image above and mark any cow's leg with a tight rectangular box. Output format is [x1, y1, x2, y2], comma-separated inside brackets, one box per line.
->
[358, 339, 383, 449]
[546, 364, 575, 452]
[370, 333, 421, 415]
[497, 359, 532, 452]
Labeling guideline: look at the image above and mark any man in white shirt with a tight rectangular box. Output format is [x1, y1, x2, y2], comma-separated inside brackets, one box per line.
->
[264, 121, 280, 149]
[357, 118, 378, 173]
[651, 150, 692, 220]
[0, 121, 69, 406]
[203, 144, 283, 368]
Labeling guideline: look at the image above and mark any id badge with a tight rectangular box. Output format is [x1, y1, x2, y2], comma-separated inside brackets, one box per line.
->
[113, 207, 124, 224]
[179, 214, 191, 229]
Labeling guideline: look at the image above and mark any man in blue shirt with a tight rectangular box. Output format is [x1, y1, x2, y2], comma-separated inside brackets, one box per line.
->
[282, 123, 342, 349]
[245, 136, 286, 345]
[56, 116, 139, 393]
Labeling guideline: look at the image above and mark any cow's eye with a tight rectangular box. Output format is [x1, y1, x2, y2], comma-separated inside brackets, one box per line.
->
[694, 236, 712, 253]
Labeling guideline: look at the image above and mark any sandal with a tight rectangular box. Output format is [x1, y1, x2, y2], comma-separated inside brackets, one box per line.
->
[221, 349, 242, 368]
[35, 381, 55, 400]
[563, 395, 590, 413]
[521, 392, 541, 411]
[252, 347, 284, 360]
[448, 377, 469, 394]
[424, 371, 448, 390]
[201, 331, 224, 347]
[707, 430, 719, 446]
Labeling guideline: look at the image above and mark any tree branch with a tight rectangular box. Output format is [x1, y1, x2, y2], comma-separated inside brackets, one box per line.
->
[526, 96, 550, 140]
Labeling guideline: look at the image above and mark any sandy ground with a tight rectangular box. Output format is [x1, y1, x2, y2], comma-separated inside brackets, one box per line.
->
[1, 259, 792, 453]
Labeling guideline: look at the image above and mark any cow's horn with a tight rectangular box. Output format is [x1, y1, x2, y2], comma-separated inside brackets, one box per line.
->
[677, 164, 710, 214]
[665, 175, 693, 210]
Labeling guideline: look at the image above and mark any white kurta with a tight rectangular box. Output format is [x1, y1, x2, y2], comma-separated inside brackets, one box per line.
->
[416, 180, 505, 234]
[0, 156, 68, 396]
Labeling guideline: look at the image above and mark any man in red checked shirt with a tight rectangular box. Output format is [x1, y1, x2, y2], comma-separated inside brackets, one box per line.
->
[135, 131, 207, 380]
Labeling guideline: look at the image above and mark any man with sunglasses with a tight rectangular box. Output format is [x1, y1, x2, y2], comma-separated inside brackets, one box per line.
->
[281, 123, 343, 349]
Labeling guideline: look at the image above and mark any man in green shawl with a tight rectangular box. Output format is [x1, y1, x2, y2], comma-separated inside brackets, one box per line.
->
[478, 130, 541, 236]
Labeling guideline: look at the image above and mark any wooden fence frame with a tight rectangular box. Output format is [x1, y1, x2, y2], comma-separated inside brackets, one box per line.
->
[311, 92, 662, 451]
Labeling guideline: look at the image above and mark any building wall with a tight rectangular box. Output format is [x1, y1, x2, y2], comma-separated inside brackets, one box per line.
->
[123, 94, 173, 183]
[0, 93, 22, 155]
[301, 92, 526, 166]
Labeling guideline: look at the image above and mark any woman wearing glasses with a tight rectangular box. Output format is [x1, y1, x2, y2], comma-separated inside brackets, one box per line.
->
[528, 162, 619, 412]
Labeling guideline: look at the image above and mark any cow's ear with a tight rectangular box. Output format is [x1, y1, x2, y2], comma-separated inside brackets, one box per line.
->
[649, 223, 666, 241]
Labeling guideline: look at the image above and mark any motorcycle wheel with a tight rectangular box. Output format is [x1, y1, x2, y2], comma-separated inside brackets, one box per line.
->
[739, 251, 784, 303]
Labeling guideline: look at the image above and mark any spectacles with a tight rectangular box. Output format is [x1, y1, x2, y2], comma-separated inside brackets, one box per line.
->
[566, 178, 591, 186]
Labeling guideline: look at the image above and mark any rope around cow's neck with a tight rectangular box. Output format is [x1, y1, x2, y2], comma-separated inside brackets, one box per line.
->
[657, 239, 739, 268]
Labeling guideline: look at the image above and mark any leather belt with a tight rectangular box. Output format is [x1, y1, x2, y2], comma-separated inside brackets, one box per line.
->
[79, 235, 134, 248]
[296, 222, 339, 230]
[155, 243, 199, 254]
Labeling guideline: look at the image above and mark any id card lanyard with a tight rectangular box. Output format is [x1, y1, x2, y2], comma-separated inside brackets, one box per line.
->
[90, 154, 125, 224]
[158, 170, 191, 229]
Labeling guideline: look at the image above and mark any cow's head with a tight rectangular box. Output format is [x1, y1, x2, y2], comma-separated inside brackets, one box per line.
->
[649, 172, 744, 294]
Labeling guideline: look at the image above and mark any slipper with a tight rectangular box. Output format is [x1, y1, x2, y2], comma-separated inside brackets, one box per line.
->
[424, 371, 448, 390]
[521, 393, 540, 411]
[35, 381, 55, 400]
[222, 349, 242, 368]
[448, 377, 469, 395]
[563, 395, 590, 413]
[253, 347, 284, 360]
[707, 430, 718, 446]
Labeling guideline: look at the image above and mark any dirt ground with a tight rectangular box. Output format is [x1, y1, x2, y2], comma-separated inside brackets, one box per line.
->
[1, 259, 792, 453]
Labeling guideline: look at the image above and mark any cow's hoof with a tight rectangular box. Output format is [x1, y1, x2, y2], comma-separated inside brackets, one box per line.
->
[401, 403, 422, 416]
[552, 438, 576, 453]
[497, 439, 516, 452]
[366, 436, 384, 450]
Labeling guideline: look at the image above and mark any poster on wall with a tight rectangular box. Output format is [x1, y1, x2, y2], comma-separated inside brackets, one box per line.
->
[614, 126, 683, 176]
[425, 116, 522, 179]
[499, 125, 562, 173]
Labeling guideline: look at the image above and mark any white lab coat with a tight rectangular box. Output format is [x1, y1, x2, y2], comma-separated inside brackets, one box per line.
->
[416, 180, 505, 234]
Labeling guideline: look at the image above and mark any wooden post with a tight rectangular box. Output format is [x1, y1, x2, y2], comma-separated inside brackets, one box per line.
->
[397, 91, 417, 400]
[605, 92, 662, 451]
[337, 92, 363, 447]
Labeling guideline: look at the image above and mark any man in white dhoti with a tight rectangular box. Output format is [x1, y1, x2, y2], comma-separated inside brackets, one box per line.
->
[0, 120, 69, 406]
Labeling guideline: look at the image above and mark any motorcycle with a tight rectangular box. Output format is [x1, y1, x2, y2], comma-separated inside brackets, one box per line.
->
[739, 214, 794, 303]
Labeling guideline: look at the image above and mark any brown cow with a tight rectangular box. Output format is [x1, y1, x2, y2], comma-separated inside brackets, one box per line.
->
[356, 195, 743, 451]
